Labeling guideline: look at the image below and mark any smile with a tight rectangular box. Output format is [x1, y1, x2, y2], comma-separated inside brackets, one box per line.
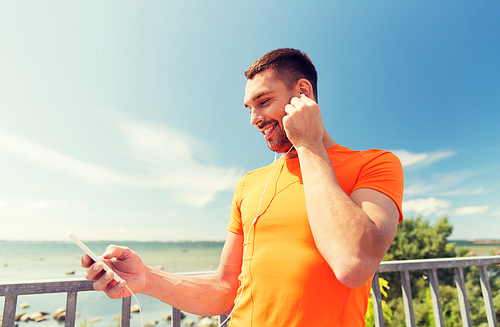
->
[263, 125, 275, 136]
[258, 120, 280, 140]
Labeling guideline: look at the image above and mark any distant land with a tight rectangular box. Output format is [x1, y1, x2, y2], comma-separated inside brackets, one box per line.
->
[450, 240, 500, 246]
[450, 240, 500, 256]
[468, 240, 500, 244]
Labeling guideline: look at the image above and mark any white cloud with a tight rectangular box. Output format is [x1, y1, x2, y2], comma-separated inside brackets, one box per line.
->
[113, 116, 243, 206]
[0, 130, 134, 186]
[0, 199, 7, 207]
[403, 197, 450, 216]
[26, 201, 51, 209]
[471, 187, 485, 195]
[439, 187, 487, 196]
[404, 170, 477, 196]
[454, 206, 490, 216]
[0, 117, 243, 207]
[0, 197, 85, 238]
[492, 206, 500, 216]
[391, 149, 455, 169]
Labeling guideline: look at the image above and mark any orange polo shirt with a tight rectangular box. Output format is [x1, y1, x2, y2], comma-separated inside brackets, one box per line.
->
[227, 145, 404, 326]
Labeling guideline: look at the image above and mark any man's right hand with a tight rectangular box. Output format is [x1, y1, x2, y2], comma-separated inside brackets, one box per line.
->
[81, 244, 148, 299]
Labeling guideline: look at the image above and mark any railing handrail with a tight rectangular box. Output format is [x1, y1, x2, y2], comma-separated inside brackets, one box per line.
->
[0, 279, 94, 296]
[0, 277, 227, 327]
[2, 256, 499, 327]
[378, 255, 500, 272]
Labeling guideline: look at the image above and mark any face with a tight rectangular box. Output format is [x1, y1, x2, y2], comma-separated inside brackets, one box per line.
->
[243, 70, 298, 154]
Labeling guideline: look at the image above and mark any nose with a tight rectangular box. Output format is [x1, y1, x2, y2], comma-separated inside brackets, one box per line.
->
[250, 108, 264, 126]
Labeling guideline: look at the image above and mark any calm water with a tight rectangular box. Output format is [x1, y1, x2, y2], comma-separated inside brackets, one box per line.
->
[0, 241, 225, 327]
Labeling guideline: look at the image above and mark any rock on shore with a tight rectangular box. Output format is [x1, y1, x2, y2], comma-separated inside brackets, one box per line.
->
[52, 308, 66, 322]
[197, 317, 217, 327]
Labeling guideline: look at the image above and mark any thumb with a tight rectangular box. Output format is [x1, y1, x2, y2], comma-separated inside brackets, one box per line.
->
[102, 244, 129, 260]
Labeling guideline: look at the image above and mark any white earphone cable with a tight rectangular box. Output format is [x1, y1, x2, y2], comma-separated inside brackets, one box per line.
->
[126, 285, 144, 327]
[218, 146, 293, 326]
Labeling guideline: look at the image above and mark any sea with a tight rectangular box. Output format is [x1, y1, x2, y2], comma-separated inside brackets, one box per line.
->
[0, 240, 225, 327]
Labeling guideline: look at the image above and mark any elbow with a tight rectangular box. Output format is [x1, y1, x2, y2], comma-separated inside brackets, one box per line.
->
[218, 281, 238, 315]
[336, 270, 371, 289]
[334, 267, 371, 289]
[214, 272, 239, 315]
[329, 255, 381, 288]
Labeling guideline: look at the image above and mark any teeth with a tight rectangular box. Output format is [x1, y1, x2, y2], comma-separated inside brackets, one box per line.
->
[263, 126, 273, 135]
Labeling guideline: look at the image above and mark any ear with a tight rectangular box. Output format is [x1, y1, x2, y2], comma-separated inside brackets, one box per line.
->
[295, 78, 314, 101]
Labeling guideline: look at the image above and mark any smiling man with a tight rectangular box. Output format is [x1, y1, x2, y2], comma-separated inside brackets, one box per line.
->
[82, 48, 404, 326]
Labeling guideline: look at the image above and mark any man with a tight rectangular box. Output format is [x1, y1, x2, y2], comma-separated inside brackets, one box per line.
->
[82, 48, 404, 326]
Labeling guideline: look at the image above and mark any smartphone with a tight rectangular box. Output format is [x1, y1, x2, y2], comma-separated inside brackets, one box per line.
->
[67, 231, 122, 282]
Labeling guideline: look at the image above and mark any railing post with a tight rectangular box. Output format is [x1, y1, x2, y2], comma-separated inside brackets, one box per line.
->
[454, 267, 472, 327]
[2, 295, 18, 327]
[400, 270, 416, 327]
[65, 291, 78, 327]
[371, 272, 385, 327]
[121, 296, 132, 327]
[171, 307, 182, 327]
[478, 265, 499, 327]
[428, 268, 444, 327]
[219, 314, 229, 327]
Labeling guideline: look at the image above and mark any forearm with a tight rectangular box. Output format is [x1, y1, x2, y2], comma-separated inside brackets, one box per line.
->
[296, 145, 391, 287]
[143, 266, 237, 316]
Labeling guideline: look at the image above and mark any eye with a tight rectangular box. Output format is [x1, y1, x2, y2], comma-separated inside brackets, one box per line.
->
[260, 98, 270, 106]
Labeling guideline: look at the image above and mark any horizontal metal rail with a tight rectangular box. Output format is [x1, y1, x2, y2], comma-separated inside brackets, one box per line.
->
[0, 278, 226, 327]
[2, 256, 499, 327]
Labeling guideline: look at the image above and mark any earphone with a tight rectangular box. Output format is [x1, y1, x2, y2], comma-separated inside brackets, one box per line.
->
[219, 145, 294, 326]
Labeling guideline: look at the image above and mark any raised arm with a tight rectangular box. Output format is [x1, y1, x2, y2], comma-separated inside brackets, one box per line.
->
[294, 145, 399, 288]
[82, 232, 243, 316]
[283, 92, 400, 288]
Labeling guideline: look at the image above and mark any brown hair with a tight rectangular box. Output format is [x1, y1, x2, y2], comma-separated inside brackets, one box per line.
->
[244, 48, 318, 101]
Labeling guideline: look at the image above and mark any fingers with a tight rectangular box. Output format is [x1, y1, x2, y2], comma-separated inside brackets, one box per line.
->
[92, 268, 118, 290]
[79, 244, 136, 299]
[102, 244, 122, 259]
[85, 262, 126, 293]
[293, 94, 320, 113]
[284, 103, 294, 116]
[286, 94, 314, 114]
[103, 280, 128, 299]
[80, 254, 93, 268]
[103, 244, 131, 260]
[84, 261, 104, 281]
[92, 271, 128, 299]
[80, 245, 126, 269]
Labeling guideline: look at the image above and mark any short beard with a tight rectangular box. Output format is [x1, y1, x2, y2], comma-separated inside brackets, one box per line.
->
[266, 126, 293, 153]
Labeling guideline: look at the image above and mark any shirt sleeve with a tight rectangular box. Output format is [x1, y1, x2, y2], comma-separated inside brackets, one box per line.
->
[227, 174, 246, 235]
[352, 151, 405, 223]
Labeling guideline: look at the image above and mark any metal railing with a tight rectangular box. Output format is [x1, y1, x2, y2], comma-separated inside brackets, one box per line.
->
[1, 255, 499, 327]
[372, 255, 500, 327]
[0, 279, 227, 327]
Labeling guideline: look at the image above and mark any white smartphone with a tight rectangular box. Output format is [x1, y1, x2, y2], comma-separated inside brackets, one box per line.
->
[67, 231, 122, 282]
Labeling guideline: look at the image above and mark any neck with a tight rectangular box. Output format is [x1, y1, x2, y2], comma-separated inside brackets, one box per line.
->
[283, 145, 297, 159]
[323, 131, 337, 149]
[284, 132, 336, 160]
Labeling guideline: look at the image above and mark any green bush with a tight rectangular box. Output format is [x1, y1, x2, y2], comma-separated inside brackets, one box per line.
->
[366, 216, 500, 326]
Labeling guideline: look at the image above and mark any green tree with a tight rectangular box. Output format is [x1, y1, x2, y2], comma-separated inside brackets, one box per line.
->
[372, 216, 500, 326]
[384, 216, 456, 261]
[382, 216, 459, 301]
[365, 278, 392, 327]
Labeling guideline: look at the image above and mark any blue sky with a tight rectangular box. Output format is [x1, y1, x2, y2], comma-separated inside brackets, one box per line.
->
[0, 1, 499, 241]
